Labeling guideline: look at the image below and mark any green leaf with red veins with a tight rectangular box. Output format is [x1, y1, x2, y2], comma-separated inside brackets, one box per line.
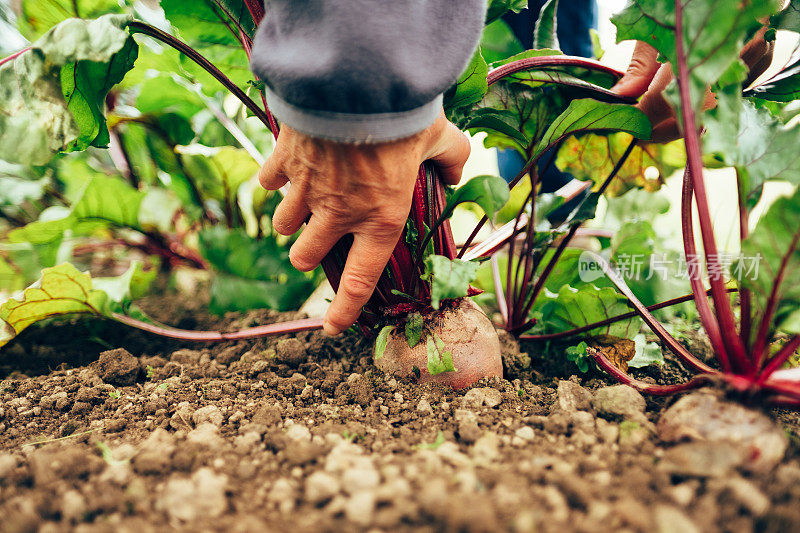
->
[444, 49, 488, 115]
[0, 262, 145, 350]
[0, 15, 138, 166]
[556, 132, 685, 197]
[533, 99, 652, 163]
[705, 96, 800, 204]
[737, 187, 800, 338]
[160, 0, 254, 94]
[440, 175, 510, 222]
[539, 284, 643, 340]
[611, 0, 777, 110]
[422, 256, 481, 310]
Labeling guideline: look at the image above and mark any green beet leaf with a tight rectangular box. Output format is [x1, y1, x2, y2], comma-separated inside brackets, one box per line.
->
[441, 174, 510, 222]
[485, 0, 528, 24]
[18, 0, 125, 39]
[198, 227, 317, 314]
[0, 262, 149, 350]
[540, 284, 642, 340]
[405, 312, 423, 349]
[532, 0, 559, 50]
[612, 0, 777, 110]
[705, 96, 800, 205]
[444, 49, 488, 115]
[0, 15, 138, 166]
[737, 187, 800, 338]
[426, 334, 456, 376]
[556, 132, 685, 197]
[628, 334, 664, 369]
[533, 99, 652, 163]
[423, 255, 481, 310]
[8, 174, 154, 246]
[374, 325, 395, 360]
[160, 0, 254, 94]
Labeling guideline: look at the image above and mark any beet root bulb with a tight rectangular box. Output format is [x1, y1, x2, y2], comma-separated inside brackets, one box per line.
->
[376, 299, 502, 390]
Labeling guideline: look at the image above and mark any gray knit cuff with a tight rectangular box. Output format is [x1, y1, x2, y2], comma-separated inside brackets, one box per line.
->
[264, 87, 443, 144]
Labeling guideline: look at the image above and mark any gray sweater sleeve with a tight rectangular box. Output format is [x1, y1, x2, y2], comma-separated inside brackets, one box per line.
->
[250, 0, 486, 143]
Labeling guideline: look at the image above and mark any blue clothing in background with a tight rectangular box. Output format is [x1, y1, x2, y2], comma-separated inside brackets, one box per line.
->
[498, 0, 598, 195]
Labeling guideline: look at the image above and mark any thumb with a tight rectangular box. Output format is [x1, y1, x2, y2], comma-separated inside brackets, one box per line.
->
[426, 120, 471, 186]
[612, 41, 661, 98]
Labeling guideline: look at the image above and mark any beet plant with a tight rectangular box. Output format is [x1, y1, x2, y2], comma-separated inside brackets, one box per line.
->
[0, 0, 677, 389]
[514, 0, 800, 405]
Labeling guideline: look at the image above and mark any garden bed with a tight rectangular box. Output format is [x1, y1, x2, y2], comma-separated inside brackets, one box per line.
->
[1, 294, 798, 532]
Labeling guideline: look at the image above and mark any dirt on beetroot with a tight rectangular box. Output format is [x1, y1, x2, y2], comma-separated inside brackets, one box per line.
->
[1, 293, 799, 533]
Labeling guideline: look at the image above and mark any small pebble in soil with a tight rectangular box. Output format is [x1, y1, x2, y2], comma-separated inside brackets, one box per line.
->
[275, 339, 307, 366]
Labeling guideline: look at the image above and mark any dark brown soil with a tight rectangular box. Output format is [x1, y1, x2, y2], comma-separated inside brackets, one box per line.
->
[1, 294, 799, 532]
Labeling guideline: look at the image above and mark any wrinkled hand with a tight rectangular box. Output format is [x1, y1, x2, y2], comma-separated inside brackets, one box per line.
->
[612, 29, 774, 143]
[259, 113, 470, 335]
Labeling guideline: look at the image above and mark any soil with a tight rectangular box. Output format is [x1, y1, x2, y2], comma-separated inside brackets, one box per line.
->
[1, 293, 799, 533]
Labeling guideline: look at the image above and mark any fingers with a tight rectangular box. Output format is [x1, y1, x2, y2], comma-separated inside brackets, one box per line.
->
[272, 187, 310, 236]
[324, 227, 402, 335]
[637, 63, 675, 128]
[259, 151, 289, 191]
[612, 41, 661, 98]
[742, 27, 774, 86]
[289, 214, 346, 272]
[426, 121, 471, 186]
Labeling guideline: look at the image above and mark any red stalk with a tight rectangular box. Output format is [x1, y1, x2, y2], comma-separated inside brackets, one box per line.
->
[736, 173, 752, 349]
[587, 347, 712, 395]
[758, 335, 800, 383]
[0, 46, 32, 68]
[680, 169, 731, 372]
[128, 22, 274, 129]
[673, 0, 752, 375]
[112, 313, 323, 341]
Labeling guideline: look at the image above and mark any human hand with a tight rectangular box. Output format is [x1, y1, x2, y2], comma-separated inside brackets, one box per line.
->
[612, 30, 774, 143]
[259, 113, 471, 335]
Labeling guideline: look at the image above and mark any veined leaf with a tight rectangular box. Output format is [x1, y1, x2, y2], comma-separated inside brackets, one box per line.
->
[540, 284, 642, 340]
[0, 262, 144, 349]
[444, 49, 488, 114]
[737, 187, 800, 338]
[180, 146, 260, 205]
[0, 15, 138, 165]
[533, 0, 559, 50]
[441, 175, 510, 222]
[18, 0, 125, 39]
[533, 99, 652, 163]
[485, 0, 528, 24]
[612, 0, 777, 109]
[422, 255, 481, 310]
[705, 97, 800, 204]
[556, 132, 685, 197]
[160, 0, 254, 93]
[8, 174, 149, 245]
